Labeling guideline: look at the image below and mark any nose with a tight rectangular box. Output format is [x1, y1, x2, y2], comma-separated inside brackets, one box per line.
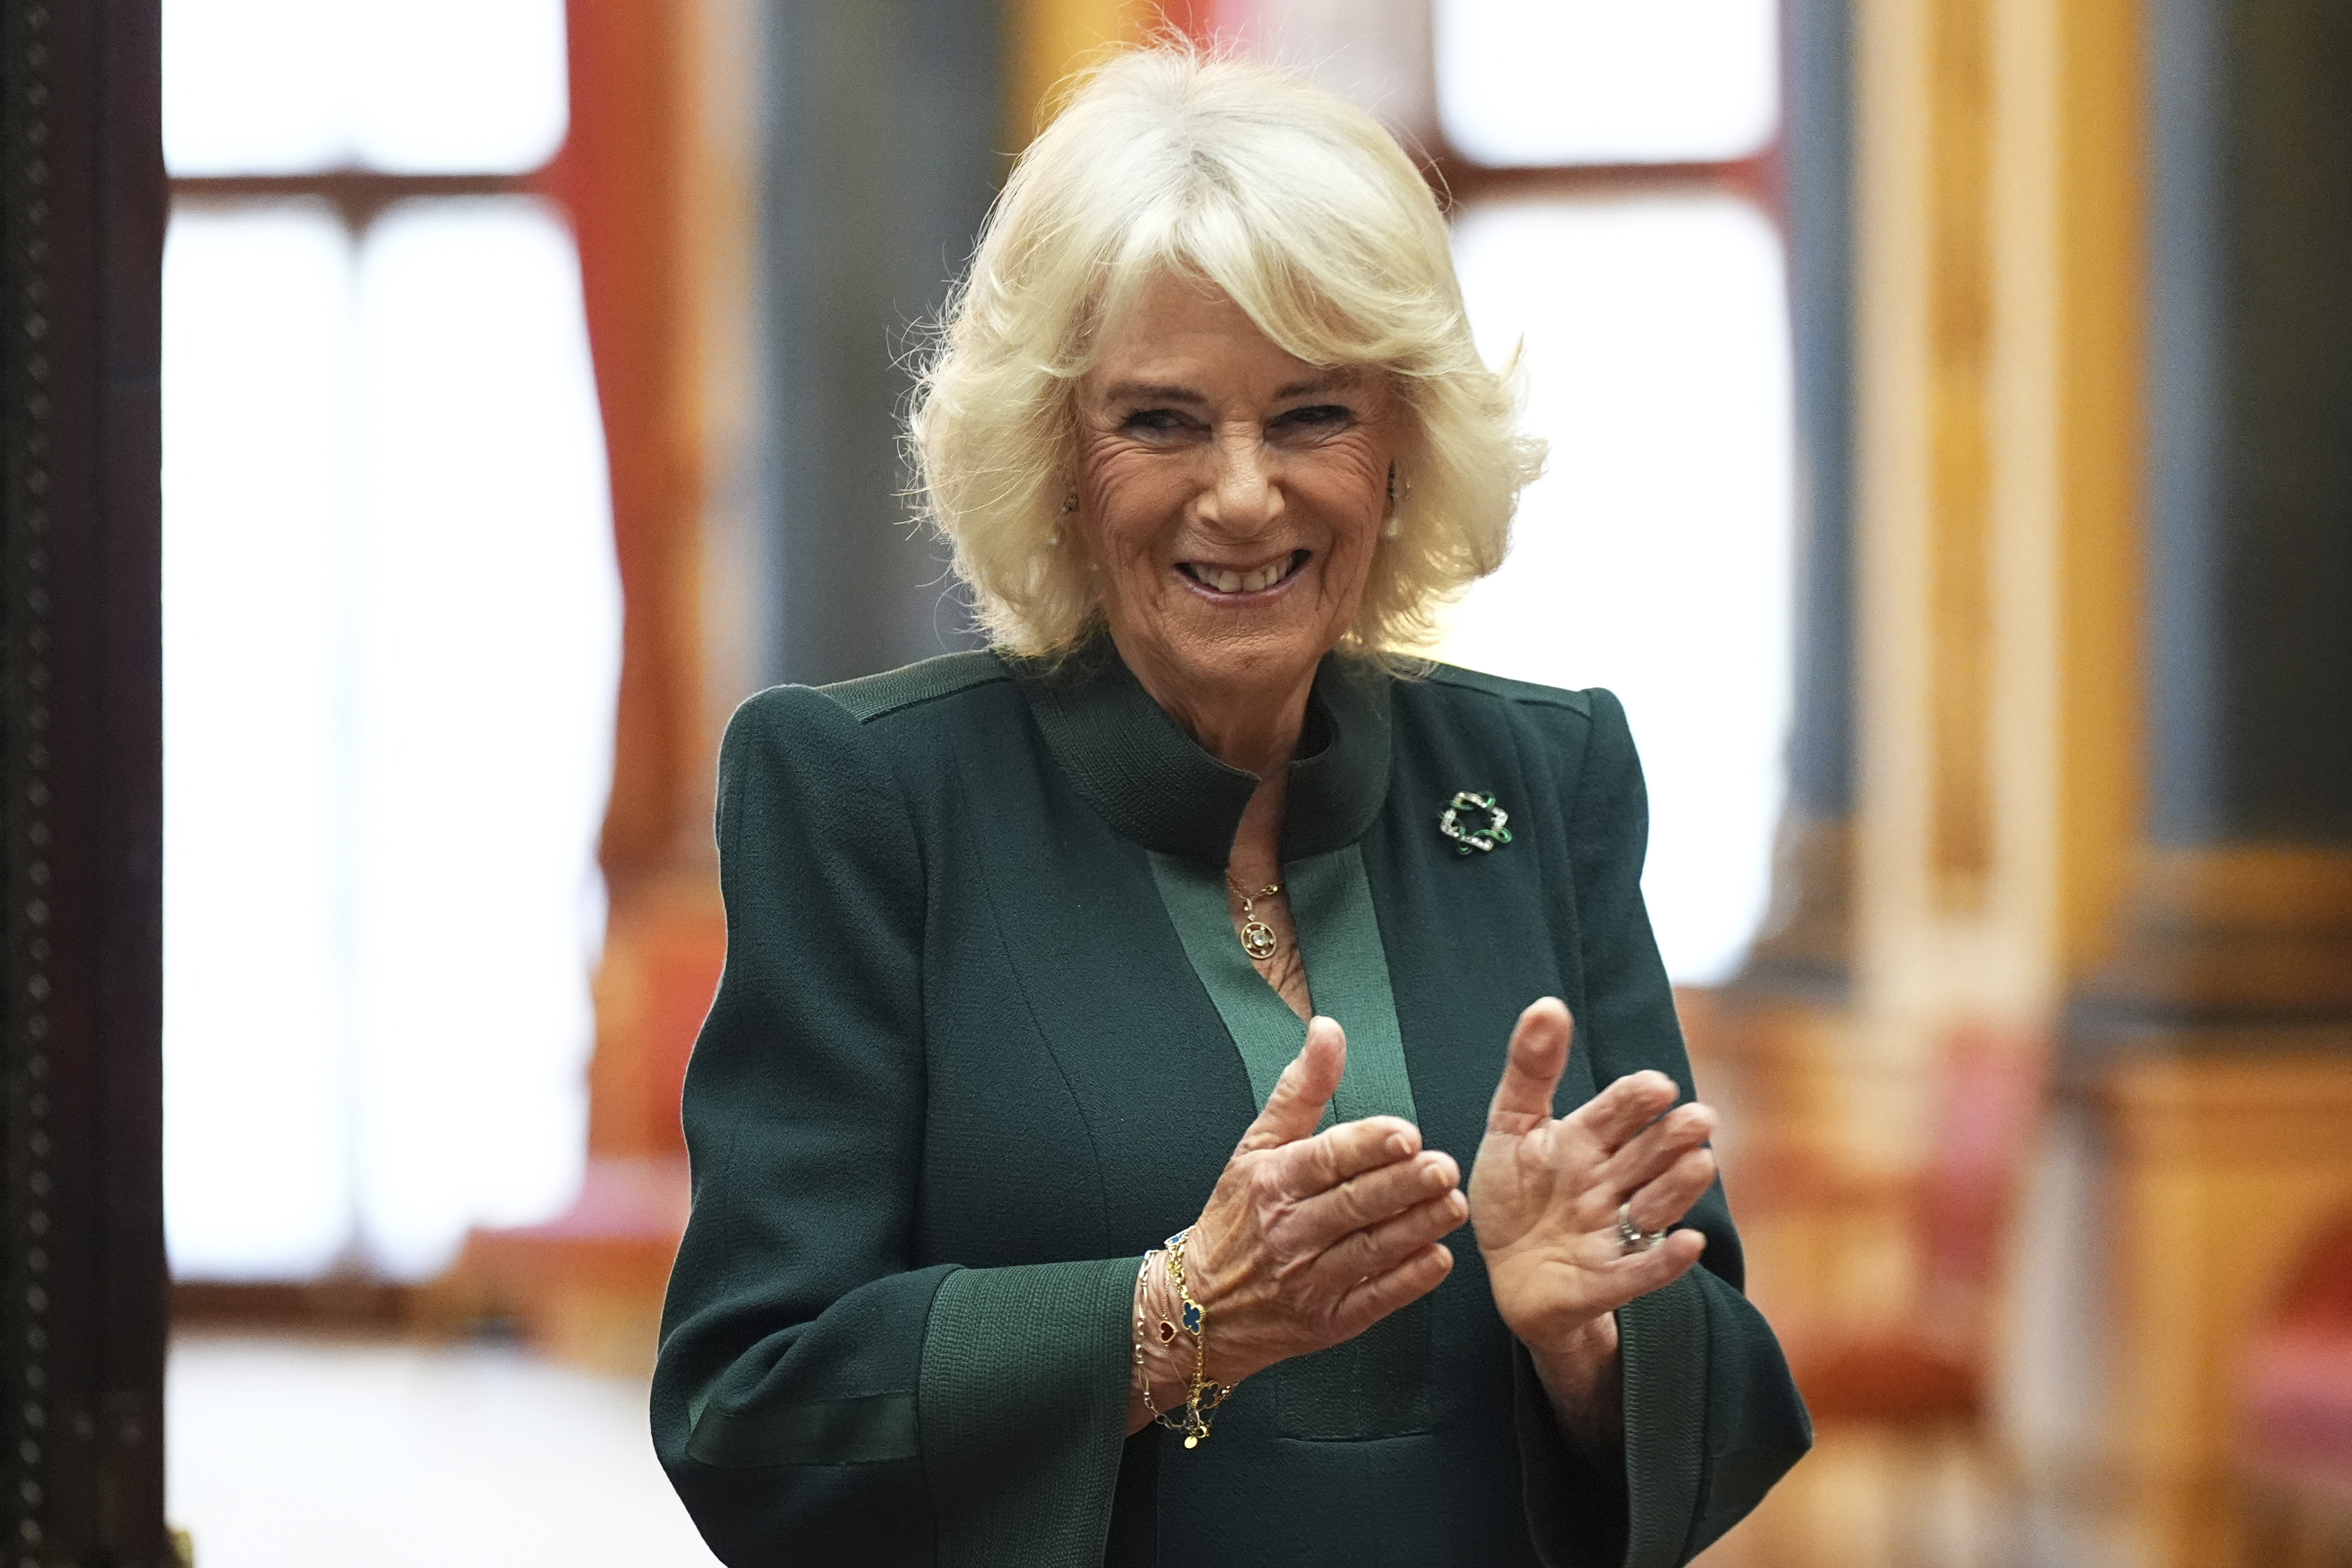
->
[1197, 426, 1282, 537]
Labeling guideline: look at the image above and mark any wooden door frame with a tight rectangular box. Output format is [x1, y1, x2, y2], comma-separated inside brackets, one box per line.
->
[2, 2, 169, 1560]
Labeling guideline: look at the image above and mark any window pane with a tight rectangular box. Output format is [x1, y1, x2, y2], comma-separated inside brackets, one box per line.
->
[163, 0, 569, 176]
[351, 0, 571, 174]
[1439, 195, 1793, 983]
[163, 199, 619, 1283]
[163, 206, 358, 1278]
[347, 199, 619, 1279]
[162, 1, 357, 175]
[1436, 0, 1779, 166]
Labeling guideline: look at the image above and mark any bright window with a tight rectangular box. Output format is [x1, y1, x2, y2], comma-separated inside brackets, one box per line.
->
[1434, 0, 1780, 165]
[162, 0, 569, 175]
[1439, 198, 1793, 982]
[161, 4, 618, 1281]
[1409, 0, 1793, 983]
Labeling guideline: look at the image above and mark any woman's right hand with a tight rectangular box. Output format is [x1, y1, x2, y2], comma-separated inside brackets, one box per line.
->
[1158, 1017, 1464, 1391]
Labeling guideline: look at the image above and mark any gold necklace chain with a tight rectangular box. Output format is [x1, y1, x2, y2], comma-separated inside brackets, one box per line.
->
[1226, 875, 1283, 961]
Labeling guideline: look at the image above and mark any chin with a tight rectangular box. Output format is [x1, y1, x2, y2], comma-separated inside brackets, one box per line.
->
[1166, 619, 1339, 691]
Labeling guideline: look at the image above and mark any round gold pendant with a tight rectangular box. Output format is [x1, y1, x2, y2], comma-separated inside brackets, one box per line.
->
[1240, 920, 1278, 960]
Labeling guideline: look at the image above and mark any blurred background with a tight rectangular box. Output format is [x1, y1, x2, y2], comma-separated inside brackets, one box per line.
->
[153, 0, 2352, 1564]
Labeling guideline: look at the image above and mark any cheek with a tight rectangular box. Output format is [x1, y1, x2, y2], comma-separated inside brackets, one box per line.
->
[1299, 445, 1392, 555]
[1077, 446, 1190, 558]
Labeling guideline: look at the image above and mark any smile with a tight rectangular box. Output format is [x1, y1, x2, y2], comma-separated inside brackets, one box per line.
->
[1176, 549, 1310, 598]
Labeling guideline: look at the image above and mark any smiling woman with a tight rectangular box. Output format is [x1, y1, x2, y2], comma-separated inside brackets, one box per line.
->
[653, 45, 1808, 1568]
[1075, 282, 1398, 771]
[907, 49, 1539, 665]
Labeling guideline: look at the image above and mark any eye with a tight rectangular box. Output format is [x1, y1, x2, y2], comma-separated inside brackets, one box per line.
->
[1120, 407, 1201, 437]
[1274, 404, 1353, 433]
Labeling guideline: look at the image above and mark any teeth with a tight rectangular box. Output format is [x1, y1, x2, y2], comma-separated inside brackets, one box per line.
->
[1195, 561, 1287, 594]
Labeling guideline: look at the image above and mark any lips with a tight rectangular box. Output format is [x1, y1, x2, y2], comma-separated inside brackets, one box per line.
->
[1178, 549, 1309, 596]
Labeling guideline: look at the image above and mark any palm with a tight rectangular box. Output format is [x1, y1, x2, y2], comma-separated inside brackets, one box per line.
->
[1471, 1089, 1625, 1337]
[1467, 1000, 1717, 1348]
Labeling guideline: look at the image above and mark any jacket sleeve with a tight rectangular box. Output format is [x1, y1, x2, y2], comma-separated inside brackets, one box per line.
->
[1520, 688, 1814, 1568]
[651, 686, 1135, 1568]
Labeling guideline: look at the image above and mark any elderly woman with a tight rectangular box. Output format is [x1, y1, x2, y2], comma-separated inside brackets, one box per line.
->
[653, 46, 1809, 1568]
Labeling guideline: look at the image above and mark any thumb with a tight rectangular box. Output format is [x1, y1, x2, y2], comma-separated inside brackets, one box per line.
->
[1487, 997, 1573, 1135]
[1237, 1016, 1347, 1152]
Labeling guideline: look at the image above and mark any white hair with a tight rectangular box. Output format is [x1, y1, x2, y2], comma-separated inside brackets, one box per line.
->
[908, 43, 1544, 658]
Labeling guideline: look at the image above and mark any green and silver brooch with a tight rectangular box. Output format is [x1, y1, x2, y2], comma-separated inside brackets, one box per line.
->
[1439, 791, 1512, 855]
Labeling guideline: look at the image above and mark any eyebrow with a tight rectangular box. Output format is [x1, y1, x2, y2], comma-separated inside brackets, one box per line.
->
[1099, 381, 1206, 405]
[1098, 369, 1362, 406]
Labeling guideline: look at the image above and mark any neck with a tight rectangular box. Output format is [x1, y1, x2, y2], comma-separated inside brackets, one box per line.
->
[1111, 633, 1317, 781]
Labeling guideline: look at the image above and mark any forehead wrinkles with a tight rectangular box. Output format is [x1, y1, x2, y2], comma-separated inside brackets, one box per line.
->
[1086, 288, 1373, 401]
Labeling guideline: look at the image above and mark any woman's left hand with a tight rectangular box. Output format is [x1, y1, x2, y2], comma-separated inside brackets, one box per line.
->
[1467, 997, 1718, 1426]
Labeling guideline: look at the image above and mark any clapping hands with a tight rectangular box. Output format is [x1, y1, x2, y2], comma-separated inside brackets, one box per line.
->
[1154, 998, 1717, 1437]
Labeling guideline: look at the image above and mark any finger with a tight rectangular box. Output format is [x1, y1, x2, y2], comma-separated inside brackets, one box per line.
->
[1563, 1069, 1683, 1153]
[1327, 1243, 1455, 1341]
[1276, 1147, 1459, 1248]
[1237, 1017, 1348, 1153]
[1606, 1227, 1707, 1298]
[1268, 1113, 1426, 1203]
[1487, 998, 1575, 1134]
[1602, 1101, 1718, 1194]
[1621, 1145, 1719, 1236]
[1310, 1185, 1468, 1288]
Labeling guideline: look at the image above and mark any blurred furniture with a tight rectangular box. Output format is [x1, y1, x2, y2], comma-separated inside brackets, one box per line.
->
[2242, 1212, 2352, 1566]
[1778, 1025, 2046, 1427]
[2087, 1049, 2352, 1568]
[1707, 1015, 2045, 1428]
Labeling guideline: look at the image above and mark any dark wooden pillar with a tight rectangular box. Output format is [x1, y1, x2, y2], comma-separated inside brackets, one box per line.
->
[2056, 4, 2352, 1562]
[2079, 0, 2352, 1039]
[1, 1, 170, 1562]
[756, 0, 1008, 686]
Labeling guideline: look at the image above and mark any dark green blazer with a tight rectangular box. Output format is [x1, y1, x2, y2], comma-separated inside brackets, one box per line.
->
[653, 640, 1810, 1567]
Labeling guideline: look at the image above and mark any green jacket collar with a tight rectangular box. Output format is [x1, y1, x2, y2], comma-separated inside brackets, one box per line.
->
[1002, 637, 1394, 867]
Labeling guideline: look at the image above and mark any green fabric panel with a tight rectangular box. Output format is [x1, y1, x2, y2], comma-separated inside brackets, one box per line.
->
[1145, 845, 1432, 1440]
[1617, 1275, 1709, 1568]
[918, 1257, 1137, 1568]
[1286, 845, 1418, 1127]
[1147, 852, 1317, 1114]
[1143, 847, 1419, 1127]
[686, 1392, 918, 1468]
[1265, 845, 1432, 1436]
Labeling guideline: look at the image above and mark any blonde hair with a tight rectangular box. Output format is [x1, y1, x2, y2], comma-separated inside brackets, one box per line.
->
[908, 44, 1545, 658]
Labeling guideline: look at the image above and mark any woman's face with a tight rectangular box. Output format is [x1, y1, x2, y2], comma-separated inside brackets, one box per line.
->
[1072, 272, 1397, 711]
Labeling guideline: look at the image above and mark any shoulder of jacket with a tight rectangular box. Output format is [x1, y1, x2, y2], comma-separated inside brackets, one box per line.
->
[1411, 660, 1598, 719]
[811, 650, 1013, 723]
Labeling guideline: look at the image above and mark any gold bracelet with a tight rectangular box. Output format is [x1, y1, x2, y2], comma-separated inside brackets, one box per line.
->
[1134, 1249, 1192, 1434]
[1156, 1228, 1231, 1448]
[1133, 1252, 1173, 1427]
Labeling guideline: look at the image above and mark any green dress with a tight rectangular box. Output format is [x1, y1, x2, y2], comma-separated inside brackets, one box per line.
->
[652, 638, 1810, 1567]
